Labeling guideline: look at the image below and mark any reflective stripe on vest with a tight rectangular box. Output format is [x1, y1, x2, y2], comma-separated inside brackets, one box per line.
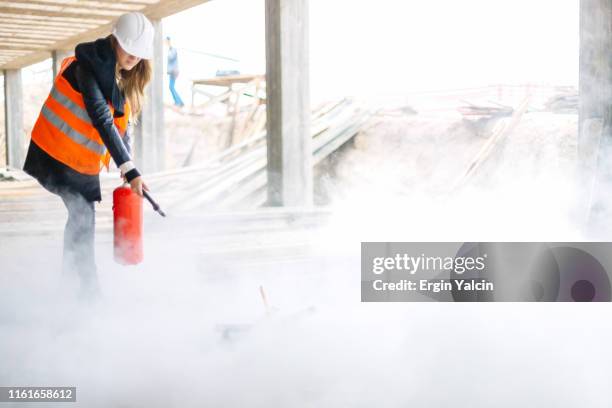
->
[49, 85, 93, 125]
[40, 105, 105, 155]
[30, 56, 130, 175]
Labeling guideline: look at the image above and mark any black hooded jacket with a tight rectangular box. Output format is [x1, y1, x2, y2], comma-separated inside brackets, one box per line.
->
[23, 35, 141, 202]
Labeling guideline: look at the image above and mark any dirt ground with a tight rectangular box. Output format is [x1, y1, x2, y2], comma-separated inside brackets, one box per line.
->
[313, 99, 582, 241]
[320, 111, 578, 199]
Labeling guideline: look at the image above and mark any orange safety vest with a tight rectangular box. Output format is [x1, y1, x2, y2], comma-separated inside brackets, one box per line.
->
[31, 56, 131, 175]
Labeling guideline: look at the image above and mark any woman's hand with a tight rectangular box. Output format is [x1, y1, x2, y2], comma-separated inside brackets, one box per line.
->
[129, 176, 149, 197]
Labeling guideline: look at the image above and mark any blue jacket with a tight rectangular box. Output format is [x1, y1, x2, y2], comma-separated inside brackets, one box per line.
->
[167, 46, 179, 76]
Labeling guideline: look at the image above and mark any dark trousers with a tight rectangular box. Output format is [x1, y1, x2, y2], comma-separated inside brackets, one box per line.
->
[59, 190, 99, 289]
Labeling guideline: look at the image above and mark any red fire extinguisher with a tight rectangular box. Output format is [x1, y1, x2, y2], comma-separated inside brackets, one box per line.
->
[113, 184, 143, 265]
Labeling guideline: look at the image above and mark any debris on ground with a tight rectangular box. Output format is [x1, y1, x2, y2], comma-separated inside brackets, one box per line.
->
[544, 93, 579, 114]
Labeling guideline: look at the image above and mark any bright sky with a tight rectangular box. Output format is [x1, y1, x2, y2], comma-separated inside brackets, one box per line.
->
[164, 0, 579, 103]
[16, 0, 579, 104]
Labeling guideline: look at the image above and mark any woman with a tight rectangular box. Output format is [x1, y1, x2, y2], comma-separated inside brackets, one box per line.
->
[23, 12, 154, 297]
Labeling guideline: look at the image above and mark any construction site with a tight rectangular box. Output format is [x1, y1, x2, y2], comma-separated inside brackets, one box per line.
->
[1, 0, 611, 406]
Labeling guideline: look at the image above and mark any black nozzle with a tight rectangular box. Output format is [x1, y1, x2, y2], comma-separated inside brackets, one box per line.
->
[143, 190, 166, 217]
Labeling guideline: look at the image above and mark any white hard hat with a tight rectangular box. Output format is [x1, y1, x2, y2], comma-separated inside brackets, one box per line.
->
[111, 12, 154, 59]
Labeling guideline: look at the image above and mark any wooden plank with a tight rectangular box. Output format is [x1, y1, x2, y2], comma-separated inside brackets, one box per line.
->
[0, 11, 108, 24]
[0, 21, 101, 33]
[24, 0, 147, 11]
[1, 30, 112, 69]
[0, 23, 85, 33]
[143, 0, 208, 19]
[170, 105, 368, 211]
[0, 37, 56, 45]
[0, 30, 68, 39]
[454, 95, 531, 189]
[121, 0, 160, 4]
[226, 88, 242, 148]
[237, 103, 265, 145]
[158, 100, 350, 181]
[0, 4, 124, 17]
[192, 74, 264, 87]
[0, 43, 47, 50]
[0, 53, 24, 62]
[0, 0, 210, 70]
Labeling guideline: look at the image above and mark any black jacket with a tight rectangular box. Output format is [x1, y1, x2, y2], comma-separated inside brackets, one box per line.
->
[23, 35, 141, 202]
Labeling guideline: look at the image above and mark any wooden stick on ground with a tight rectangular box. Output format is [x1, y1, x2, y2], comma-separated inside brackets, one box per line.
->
[259, 285, 271, 315]
[453, 94, 532, 190]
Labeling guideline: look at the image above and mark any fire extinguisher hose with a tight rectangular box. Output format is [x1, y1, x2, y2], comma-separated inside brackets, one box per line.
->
[143, 190, 166, 217]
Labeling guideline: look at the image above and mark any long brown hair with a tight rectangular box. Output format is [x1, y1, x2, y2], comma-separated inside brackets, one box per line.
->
[109, 35, 151, 121]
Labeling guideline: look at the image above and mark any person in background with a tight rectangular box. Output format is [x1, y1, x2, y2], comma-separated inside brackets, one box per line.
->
[22, 12, 153, 298]
[165, 36, 185, 108]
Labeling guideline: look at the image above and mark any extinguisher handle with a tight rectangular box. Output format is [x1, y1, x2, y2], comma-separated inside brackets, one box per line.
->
[143, 190, 166, 217]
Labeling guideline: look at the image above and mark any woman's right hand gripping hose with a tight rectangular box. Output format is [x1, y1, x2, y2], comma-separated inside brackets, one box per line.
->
[129, 175, 149, 197]
[120, 170, 148, 197]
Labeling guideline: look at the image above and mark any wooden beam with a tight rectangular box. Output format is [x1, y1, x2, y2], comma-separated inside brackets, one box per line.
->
[0, 59, 24, 62]
[0, 0, 210, 70]
[0, 30, 69, 39]
[121, 0, 160, 4]
[0, 4, 124, 17]
[23, 0, 147, 11]
[0, 44, 48, 50]
[0, 11, 108, 24]
[0, 22, 86, 33]
[0, 49, 26, 53]
[265, 0, 312, 206]
[192, 74, 265, 87]
[143, 0, 208, 19]
[0, 14, 86, 22]
[0, 0, 208, 19]
[0, 25, 112, 68]
[0, 55, 24, 63]
[3, 68, 25, 169]
[0, 37, 56, 45]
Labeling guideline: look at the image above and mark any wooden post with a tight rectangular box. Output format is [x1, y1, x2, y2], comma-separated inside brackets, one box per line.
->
[51, 50, 74, 80]
[3, 69, 25, 169]
[265, 0, 312, 206]
[579, 0, 612, 233]
[134, 18, 165, 173]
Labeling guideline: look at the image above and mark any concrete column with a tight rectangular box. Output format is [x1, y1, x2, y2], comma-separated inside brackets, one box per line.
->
[52, 49, 74, 79]
[134, 18, 165, 173]
[265, 0, 312, 206]
[578, 0, 612, 236]
[3, 69, 25, 169]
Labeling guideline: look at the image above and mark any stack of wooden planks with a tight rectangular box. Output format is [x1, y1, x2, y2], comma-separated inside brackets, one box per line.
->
[0, 98, 371, 236]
